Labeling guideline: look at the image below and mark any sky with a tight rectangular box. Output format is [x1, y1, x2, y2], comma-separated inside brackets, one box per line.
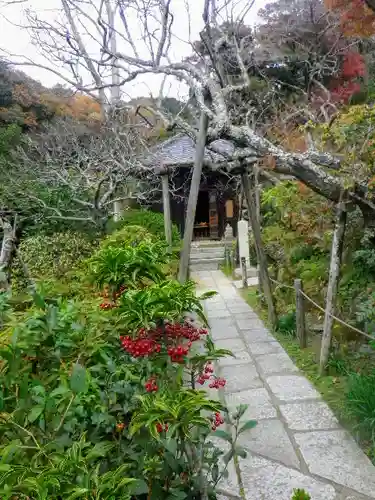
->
[0, 0, 266, 100]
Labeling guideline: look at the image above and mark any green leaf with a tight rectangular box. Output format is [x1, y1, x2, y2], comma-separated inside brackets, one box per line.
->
[27, 405, 44, 423]
[213, 429, 232, 442]
[70, 363, 88, 394]
[167, 490, 188, 499]
[234, 445, 247, 458]
[32, 292, 46, 310]
[67, 488, 90, 500]
[164, 438, 178, 455]
[236, 404, 248, 419]
[239, 419, 257, 434]
[130, 479, 149, 495]
[86, 441, 113, 461]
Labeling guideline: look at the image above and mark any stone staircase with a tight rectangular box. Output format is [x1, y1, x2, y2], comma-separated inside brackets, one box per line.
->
[189, 240, 226, 272]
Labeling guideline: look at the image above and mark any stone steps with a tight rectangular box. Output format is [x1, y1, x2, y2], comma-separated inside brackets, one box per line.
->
[189, 241, 226, 271]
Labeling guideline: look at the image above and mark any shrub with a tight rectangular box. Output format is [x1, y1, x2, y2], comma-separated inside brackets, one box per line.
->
[346, 371, 375, 439]
[87, 241, 169, 295]
[0, 230, 262, 499]
[115, 209, 180, 244]
[100, 224, 154, 250]
[12, 231, 97, 292]
[0, 281, 245, 498]
[276, 311, 297, 337]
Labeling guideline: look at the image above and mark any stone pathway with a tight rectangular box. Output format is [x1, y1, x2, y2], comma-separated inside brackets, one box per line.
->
[192, 270, 375, 500]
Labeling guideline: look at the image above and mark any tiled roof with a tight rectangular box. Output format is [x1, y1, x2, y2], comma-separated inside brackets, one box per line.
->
[143, 134, 235, 167]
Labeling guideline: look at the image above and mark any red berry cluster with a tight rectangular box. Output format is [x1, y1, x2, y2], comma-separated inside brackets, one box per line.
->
[197, 364, 226, 389]
[211, 412, 224, 431]
[99, 302, 116, 310]
[145, 376, 158, 392]
[156, 422, 168, 433]
[120, 336, 161, 357]
[197, 363, 214, 385]
[167, 344, 191, 363]
[165, 322, 208, 342]
[209, 377, 226, 389]
[120, 322, 206, 363]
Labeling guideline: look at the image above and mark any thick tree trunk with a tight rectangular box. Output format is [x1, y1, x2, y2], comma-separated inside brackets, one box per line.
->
[161, 171, 173, 251]
[178, 112, 209, 283]
[241, 170, 277, 329]
[319, 193, 347, 375]
[0, 218, 15, 290]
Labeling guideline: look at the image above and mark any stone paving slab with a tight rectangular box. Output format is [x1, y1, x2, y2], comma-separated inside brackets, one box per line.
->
[248, 341, 286, 357]
[241, 328, 277, 343]
[257, 352, 299, 375]
[238, 419, 300, 468]
[222, 363, 263, 391]
[295, 430, 375, 498]
[210, 325, 240, 341]
[225, 387, 278, 420]
[266, 375, 321, 402]
[207, 309, 232, 319]
[192, 270, 375, 500]
[280, 401, 340, 431]
[240, 455, 336, 500]
[236, 318, 268, 331]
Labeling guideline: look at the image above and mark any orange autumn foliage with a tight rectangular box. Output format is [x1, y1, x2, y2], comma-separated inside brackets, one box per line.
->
[40, 93, 102, 123]
[325, 0, 375, 36]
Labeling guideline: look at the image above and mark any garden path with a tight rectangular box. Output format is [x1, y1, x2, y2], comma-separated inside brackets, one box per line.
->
[192, 270, 375, 500]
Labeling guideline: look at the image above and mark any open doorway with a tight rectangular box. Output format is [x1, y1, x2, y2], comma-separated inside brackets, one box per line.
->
[194, 191, 209, 239]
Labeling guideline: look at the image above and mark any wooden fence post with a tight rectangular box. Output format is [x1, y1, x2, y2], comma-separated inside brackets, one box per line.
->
[231, 245, 236, 279]
[241, 257, 248, 288]
[319, 191, 347, 375]
[241, 170, 277, 328]
[294, 279, 307, 348]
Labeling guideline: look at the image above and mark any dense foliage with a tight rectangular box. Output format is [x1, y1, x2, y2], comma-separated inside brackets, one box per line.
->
[115, 210, 181, 246]
[0, 220, 264, 499]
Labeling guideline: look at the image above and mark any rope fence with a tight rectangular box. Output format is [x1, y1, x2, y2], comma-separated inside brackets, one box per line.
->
[269, 277, 374, 345]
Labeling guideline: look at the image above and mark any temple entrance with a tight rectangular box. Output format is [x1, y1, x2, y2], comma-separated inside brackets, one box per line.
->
[194, 191, 210, 239]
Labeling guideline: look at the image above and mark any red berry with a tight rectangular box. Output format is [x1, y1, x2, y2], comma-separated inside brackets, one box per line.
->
[156, 423, 163, 433]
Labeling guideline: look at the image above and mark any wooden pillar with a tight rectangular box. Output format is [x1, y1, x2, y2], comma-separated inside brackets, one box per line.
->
[209, 191, 219, 239]
[241, 169, 277, 329]
[319, 192, 347, 375]
[161, 170, 172, 251]
[178, 112, 209, 283]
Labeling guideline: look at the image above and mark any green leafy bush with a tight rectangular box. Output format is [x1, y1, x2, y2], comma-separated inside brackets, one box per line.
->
[0, 227, 262, 499]
[115, 209, 180, 244]
[118, 279, 215, 331]
[346, 371, 375, 439]
[12, 231, 97, 292]
[101, 224, 154, 250]
[87, 241, 168, 294]
[276, 311, 297, 337]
